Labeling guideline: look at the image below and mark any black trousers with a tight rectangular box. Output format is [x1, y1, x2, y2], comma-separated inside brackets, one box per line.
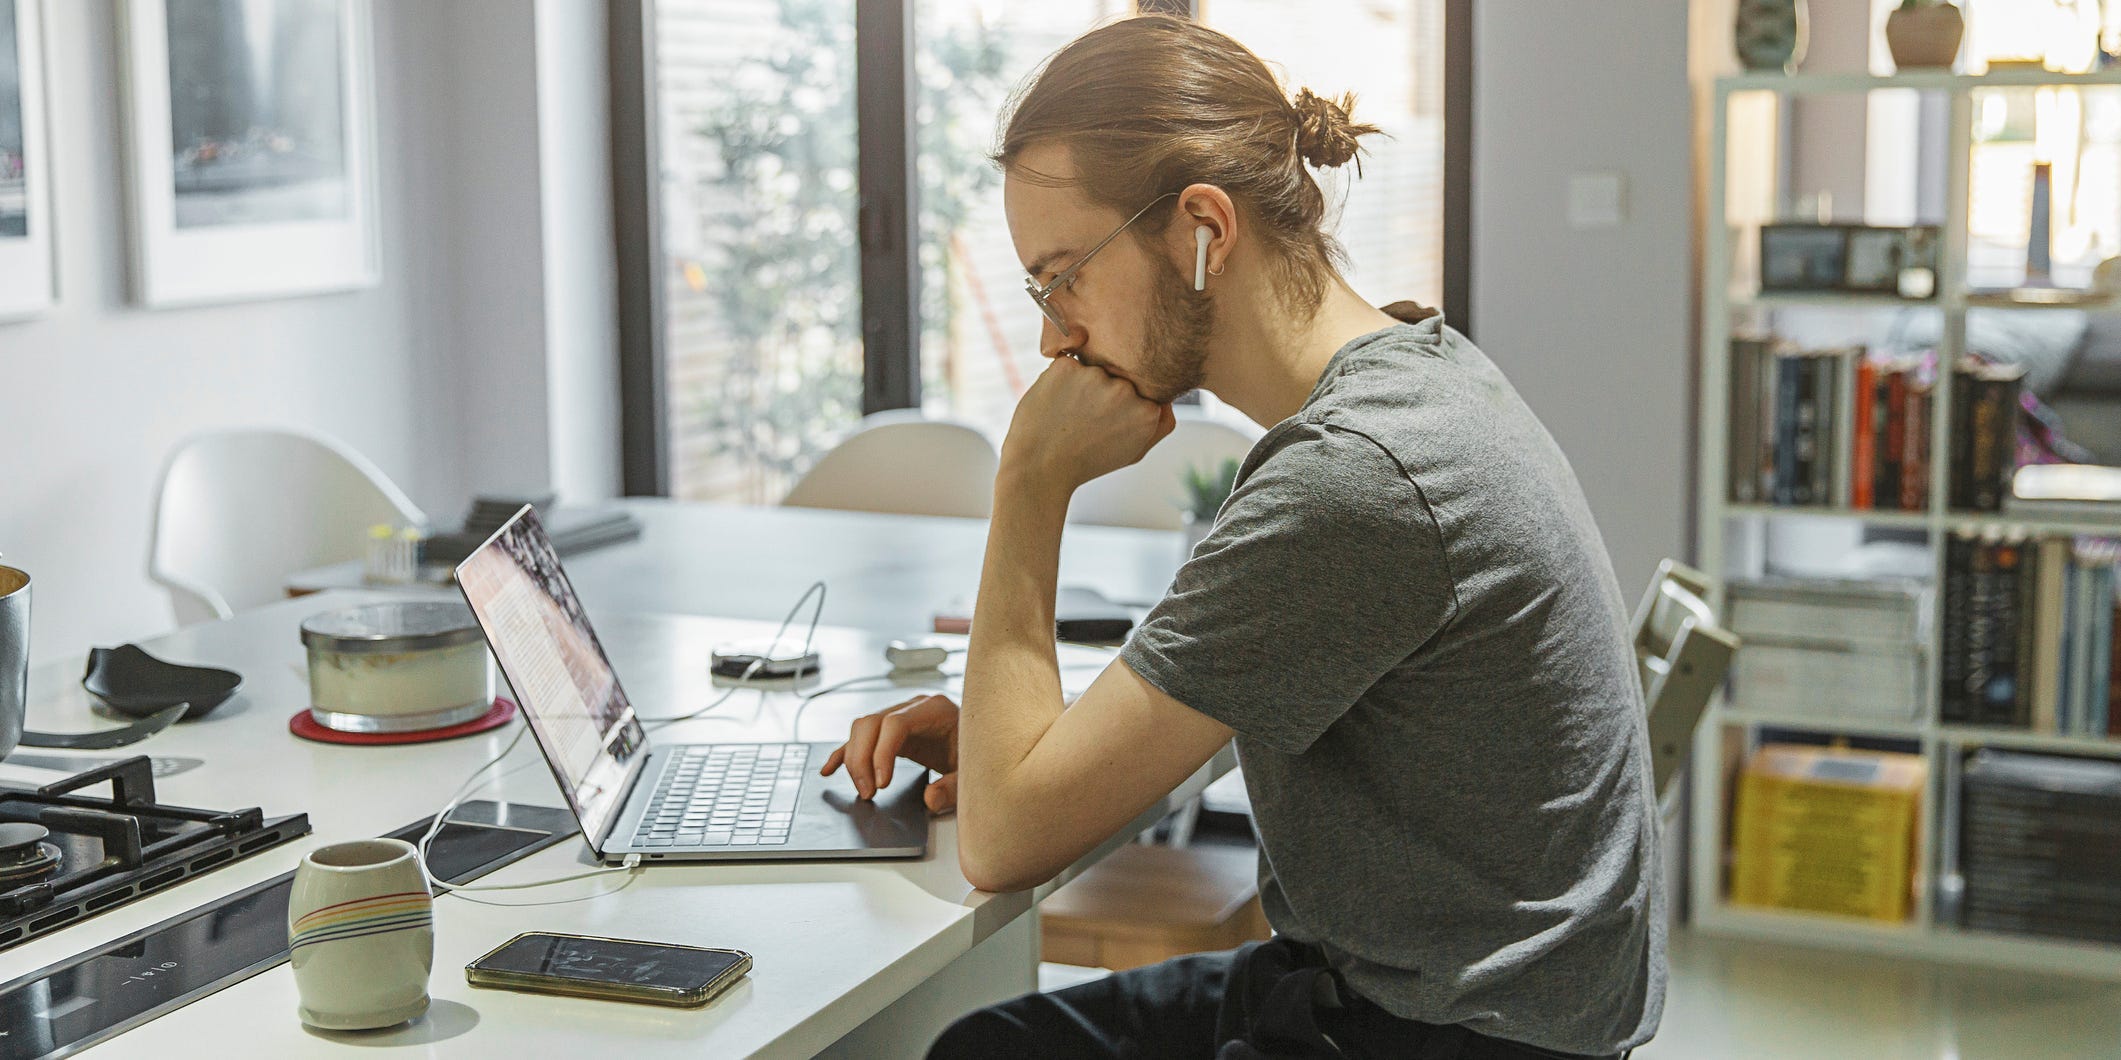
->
[929, 938, 1625, 1060]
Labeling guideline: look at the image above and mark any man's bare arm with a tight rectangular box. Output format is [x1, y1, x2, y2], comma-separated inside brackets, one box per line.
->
[952, 465, 1233, 893]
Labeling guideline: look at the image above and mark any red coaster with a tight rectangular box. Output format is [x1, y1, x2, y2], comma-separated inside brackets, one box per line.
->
[289, 698, 518, 746]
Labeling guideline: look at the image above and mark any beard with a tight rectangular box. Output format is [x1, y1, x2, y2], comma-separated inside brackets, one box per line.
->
[1134, 254, 1213, 403]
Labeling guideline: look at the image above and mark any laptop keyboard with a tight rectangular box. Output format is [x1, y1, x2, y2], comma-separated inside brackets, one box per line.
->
[631, 743, 806, 848]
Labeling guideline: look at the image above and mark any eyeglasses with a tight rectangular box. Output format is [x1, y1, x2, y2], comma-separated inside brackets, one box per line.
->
[1022, 191, 1179, 334]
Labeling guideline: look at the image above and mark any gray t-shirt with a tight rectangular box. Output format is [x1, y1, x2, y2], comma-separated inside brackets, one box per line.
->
[1121, 306, 1666, 1056]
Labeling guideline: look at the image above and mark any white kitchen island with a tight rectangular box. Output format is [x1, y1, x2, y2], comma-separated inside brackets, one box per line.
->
[0, 506, 1222, 1058]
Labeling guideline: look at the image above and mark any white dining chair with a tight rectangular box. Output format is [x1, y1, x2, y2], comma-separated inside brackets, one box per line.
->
[781, 411, 999, 520]
[1067, 410, 1262, 531]
[149, 429, 427, 625]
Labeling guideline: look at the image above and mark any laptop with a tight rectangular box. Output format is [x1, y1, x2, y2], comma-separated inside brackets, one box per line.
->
[455, 506, 930, 863]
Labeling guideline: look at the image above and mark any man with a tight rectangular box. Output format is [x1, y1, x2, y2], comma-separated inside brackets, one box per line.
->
[823, 15, 1662, 1059]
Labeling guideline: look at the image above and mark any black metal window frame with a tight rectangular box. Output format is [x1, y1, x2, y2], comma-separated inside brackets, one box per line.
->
[612, 0, 1472, 496]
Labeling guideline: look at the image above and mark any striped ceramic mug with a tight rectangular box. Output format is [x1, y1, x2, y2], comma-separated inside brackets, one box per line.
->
[288, 838, 434, 1030]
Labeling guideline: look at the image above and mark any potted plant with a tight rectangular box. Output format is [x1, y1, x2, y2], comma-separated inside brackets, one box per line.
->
[1886, 0, 1964, 70]
[1179, 458, 1241, 556]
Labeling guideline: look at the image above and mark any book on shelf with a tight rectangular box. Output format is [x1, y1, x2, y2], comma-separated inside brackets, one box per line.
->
[1991, 535, 2024, 727]
[1729, 341, 1917, 510]
[1901, 378, 1932, 511]
[2006, 464, 2121, 523]
[1953, 530, 2009, 725]
[2013, 463, 2121, 503]
[1727, 579, 1928, 722]
[1858, 356, 1929, 512]
[1851, 358, 1877, 509]
[2111, 605, 2121, 736]
[1731, 744, 1924, 923]
[1729, 336, 1769, 504]
[2061, 542, 2118, 737]
[1778, 350, 1808, 505]
[1959, 750, 2121, 946]
[1942, 532, 1974, 724]
[1949, 359, 2026, 514]
[1810, 353, 1839, 508]
[1941, 530, 2120, 736]
[2029, 537, 2067, 735]
[1733, 641, 1925, 721]
[1727, 577, 1928, 643]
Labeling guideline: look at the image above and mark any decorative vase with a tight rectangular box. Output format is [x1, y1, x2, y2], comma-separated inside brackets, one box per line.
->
[1736, 0, 1808, 74]
[288, 838, 434, 1030]
[1886, 2, 1964, 70]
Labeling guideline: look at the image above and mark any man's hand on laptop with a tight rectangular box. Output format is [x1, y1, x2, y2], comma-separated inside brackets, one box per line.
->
[822, 694, 961, 813]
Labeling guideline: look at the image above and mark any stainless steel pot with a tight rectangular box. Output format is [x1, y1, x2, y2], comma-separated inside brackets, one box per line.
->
[0, 567, 28, 761]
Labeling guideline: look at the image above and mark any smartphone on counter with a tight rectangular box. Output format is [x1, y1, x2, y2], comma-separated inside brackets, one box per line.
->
[466, 931, 752, 1008]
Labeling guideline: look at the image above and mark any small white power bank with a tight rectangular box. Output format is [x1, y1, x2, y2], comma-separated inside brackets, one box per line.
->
[885, 641, 951, 673]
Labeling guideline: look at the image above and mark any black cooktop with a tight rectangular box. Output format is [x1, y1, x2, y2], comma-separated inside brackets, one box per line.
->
[0, 757, 308, 951]
[0, 799, 575, 1059]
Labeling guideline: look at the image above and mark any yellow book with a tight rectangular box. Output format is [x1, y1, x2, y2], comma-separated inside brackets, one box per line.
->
[1731, 744, 1925, 922]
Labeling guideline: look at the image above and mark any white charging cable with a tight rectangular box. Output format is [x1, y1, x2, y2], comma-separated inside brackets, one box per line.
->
[642, 579, 828, 730]
[414, 723, 645, 904]
[785, 647, 967, 741]
[641, 664, 766, 731]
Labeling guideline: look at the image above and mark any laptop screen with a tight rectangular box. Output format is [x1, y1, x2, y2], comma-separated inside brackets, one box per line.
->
[456, 507, 645, 846]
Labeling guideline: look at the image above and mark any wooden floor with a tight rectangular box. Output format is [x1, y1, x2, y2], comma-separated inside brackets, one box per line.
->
[1041, 926, 2121, 1057]
[1640, 930, 2121, 1059]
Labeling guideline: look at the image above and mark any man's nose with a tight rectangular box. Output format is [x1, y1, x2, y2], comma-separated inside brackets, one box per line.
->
[1039, 315, 1088, 360]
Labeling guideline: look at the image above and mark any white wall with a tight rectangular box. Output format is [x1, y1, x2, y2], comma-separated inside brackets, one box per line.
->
[429, 0, 623, 507]
[433, 0, 555, 501]
[0, 0, 617, 667]
[1789, 0, 1875, 216]
[534, 0, 623, 504]
[1471, 1, 1695, 596]
[0, 1, 463, 665]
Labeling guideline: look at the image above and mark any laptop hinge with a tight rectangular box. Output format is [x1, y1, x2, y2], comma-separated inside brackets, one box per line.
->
[594, 744, 657, 855]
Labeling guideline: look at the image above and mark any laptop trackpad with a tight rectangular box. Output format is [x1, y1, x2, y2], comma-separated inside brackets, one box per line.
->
[809, 752, 930, 852]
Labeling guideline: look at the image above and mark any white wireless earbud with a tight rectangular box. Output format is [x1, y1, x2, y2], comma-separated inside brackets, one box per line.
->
[1194, 226, 1212, 291]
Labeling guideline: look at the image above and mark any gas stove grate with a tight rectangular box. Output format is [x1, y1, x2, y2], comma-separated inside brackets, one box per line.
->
[0, 756, 309, 951]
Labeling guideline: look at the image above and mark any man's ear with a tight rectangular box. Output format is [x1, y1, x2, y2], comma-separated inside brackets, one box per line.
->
[1177, 183, 1238, 280]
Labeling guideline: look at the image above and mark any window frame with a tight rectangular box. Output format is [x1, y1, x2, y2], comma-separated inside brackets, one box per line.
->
[612, 0, 1472, 497]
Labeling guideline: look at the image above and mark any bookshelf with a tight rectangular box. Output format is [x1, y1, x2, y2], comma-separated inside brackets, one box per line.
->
[1722, 709, 1928, 740]
[1733, 290, 1951, 311]
[1722, 502, 2121, 537]
[1695, 69, 2121, 976]
[1939, 725, 2121, 758]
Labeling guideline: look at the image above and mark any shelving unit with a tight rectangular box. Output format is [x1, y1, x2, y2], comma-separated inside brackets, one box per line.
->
[1722, 501, 2121, 537]
[1723, 709, 1929, 740]
[1733, 290, 1953, 311]
[1720, 67, 2121, 94]
[1695, 69, 2121, 976]
[1938, 724, 2121, 757]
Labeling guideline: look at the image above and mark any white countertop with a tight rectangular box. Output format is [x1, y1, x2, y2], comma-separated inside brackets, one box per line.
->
[2, 590, 1231, 1057]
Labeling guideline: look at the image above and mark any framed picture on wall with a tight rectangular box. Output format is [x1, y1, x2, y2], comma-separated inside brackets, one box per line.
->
[0, 0, 56, 321]
[120, 0, 379, 308]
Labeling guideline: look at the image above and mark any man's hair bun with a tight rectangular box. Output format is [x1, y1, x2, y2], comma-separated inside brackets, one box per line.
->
[1291, 87, 1380, 171]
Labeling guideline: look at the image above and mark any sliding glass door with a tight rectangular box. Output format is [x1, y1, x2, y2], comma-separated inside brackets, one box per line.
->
[654, 0, 863, 503]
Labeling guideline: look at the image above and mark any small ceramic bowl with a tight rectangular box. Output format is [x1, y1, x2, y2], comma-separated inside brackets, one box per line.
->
[81, 644, 241, 720]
